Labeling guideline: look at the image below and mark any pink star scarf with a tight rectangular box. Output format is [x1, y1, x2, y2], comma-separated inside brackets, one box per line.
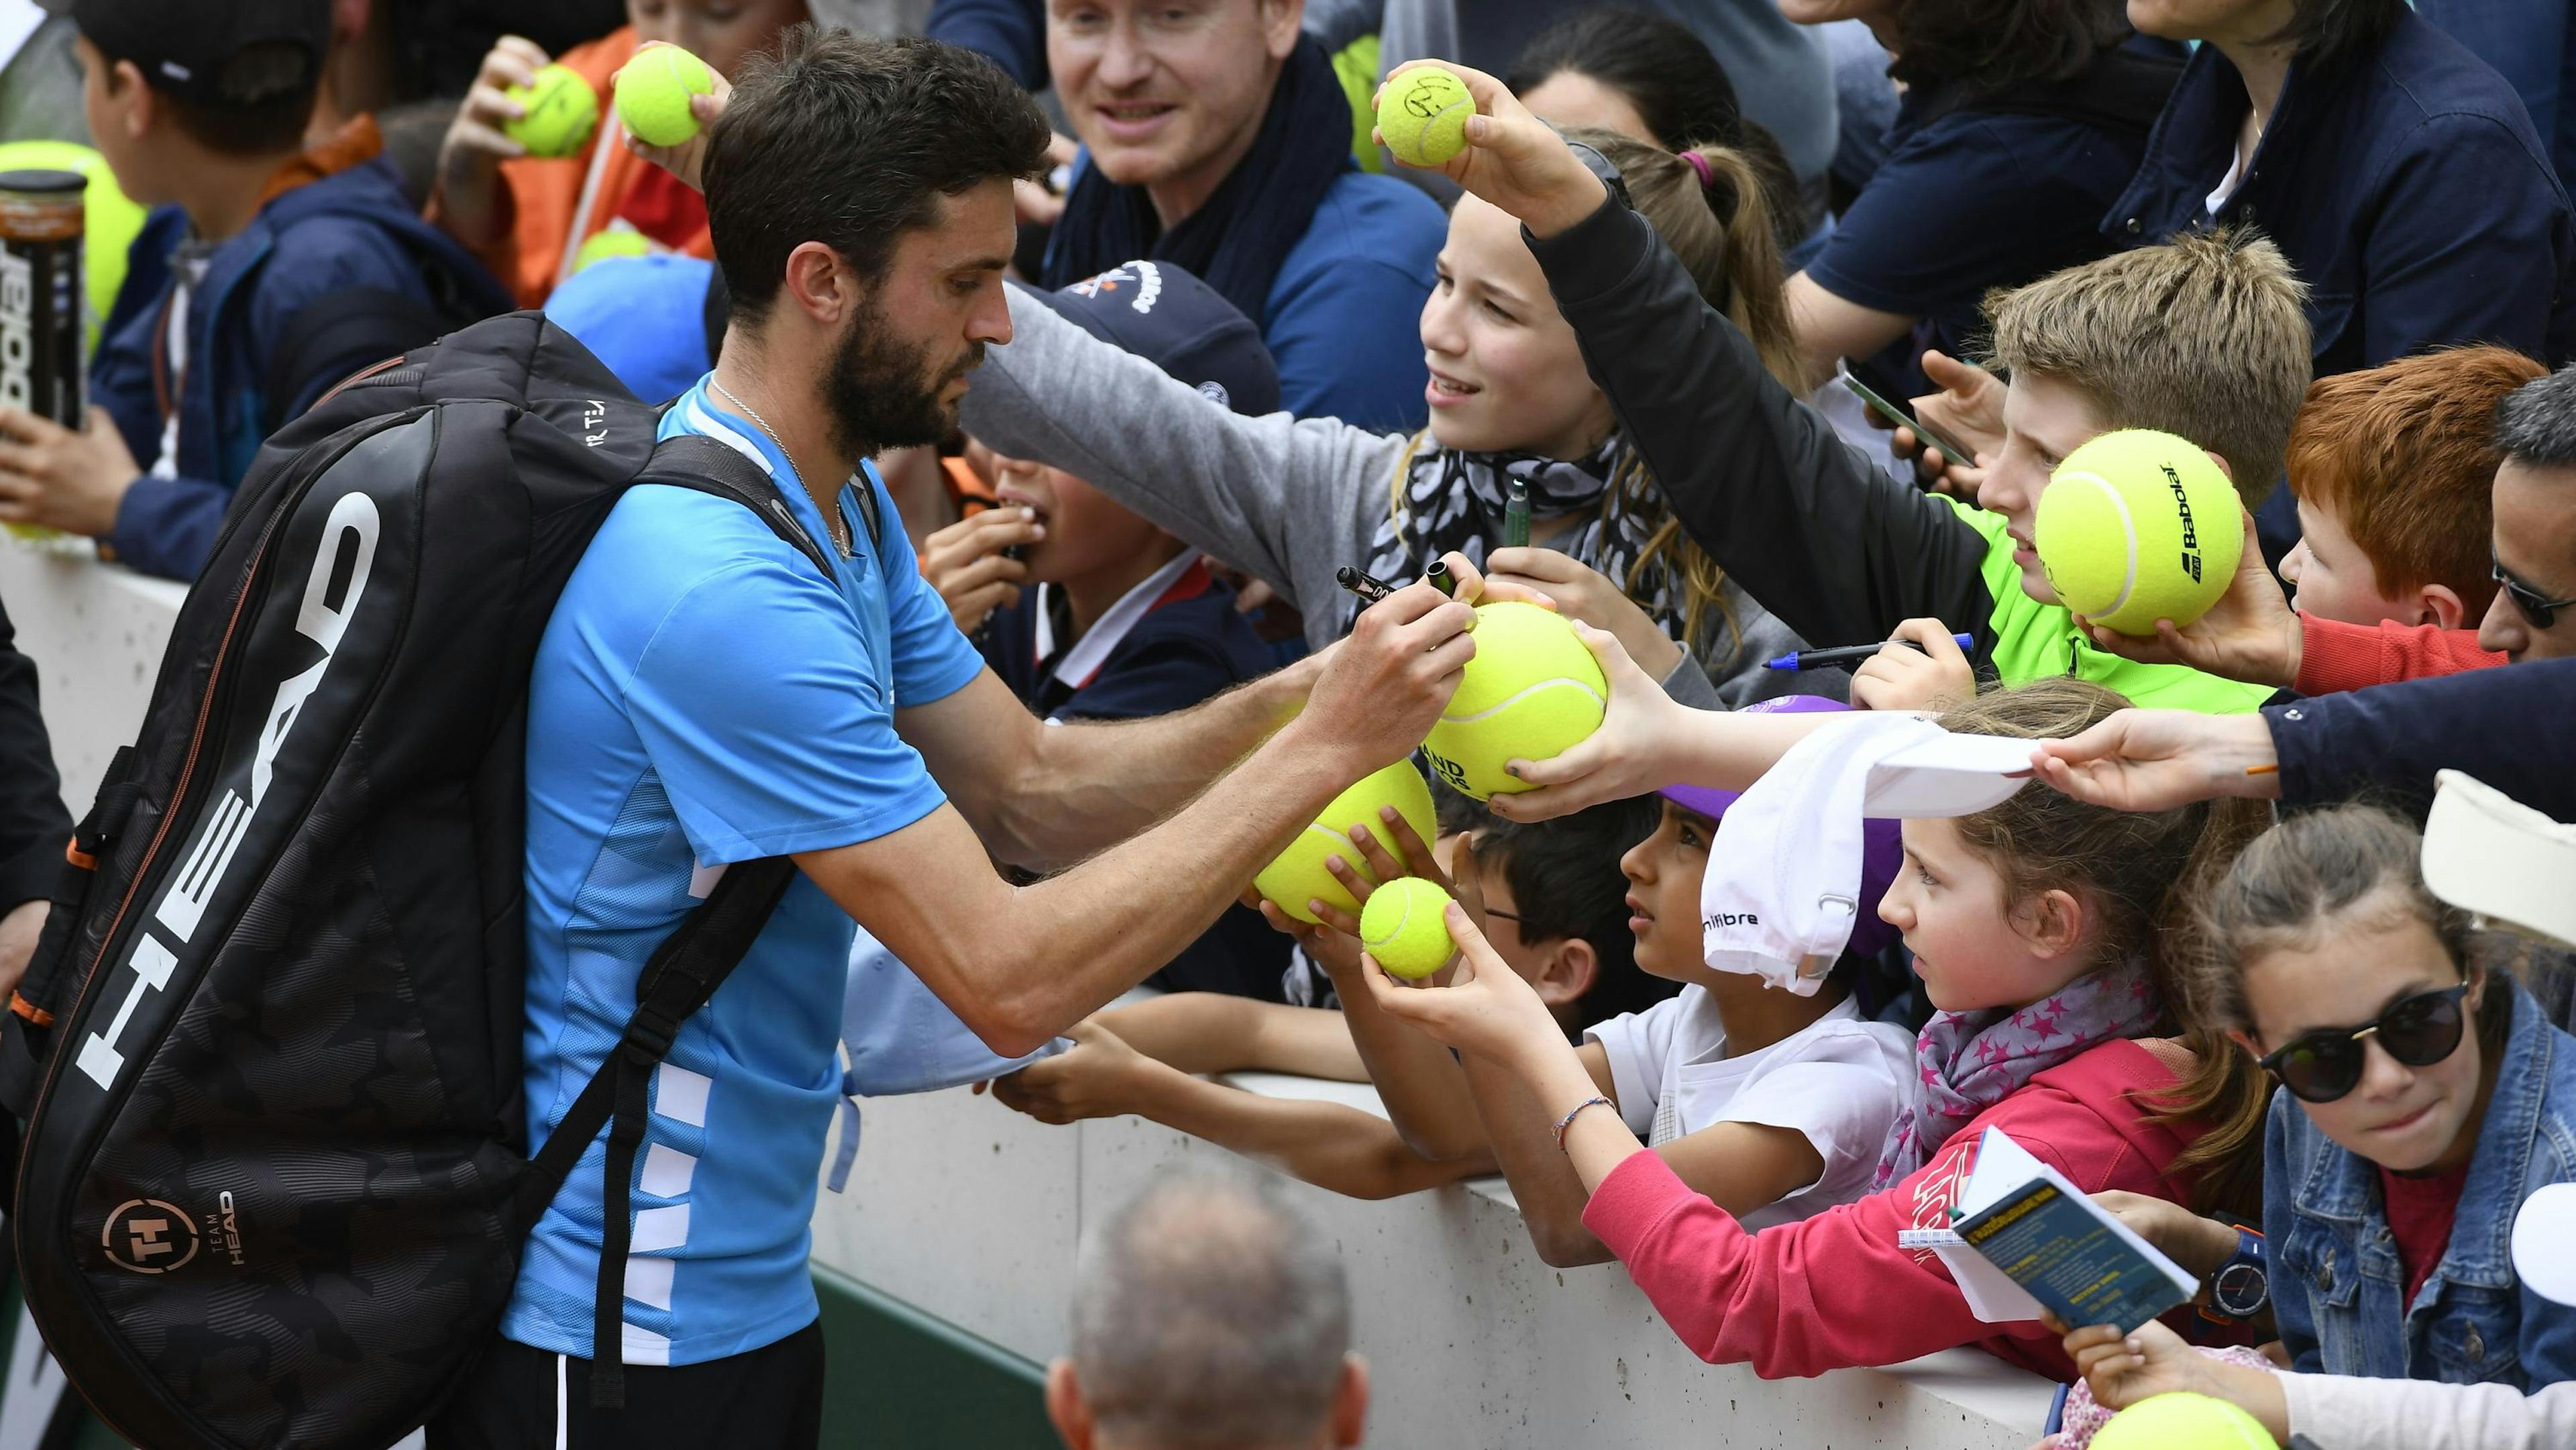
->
[1870, 957, 2162, 1191]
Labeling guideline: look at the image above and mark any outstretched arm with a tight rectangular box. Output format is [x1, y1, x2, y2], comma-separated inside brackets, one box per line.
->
[991, 1021, 1494, 1200]
[1096, 993, 1367, 1082]
[809, 585, 1474, 1057]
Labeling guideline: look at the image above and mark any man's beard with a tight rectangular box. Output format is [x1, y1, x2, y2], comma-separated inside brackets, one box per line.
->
[821, 299, 983, 460]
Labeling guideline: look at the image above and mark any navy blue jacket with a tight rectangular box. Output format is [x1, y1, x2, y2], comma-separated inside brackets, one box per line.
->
[2270, 656, 2576, 820]
[984, 560, 1294, 1001]
[926, 0, 1047, 91]
[93, 152, 510, 581]
[2104, 11, 2576, 378]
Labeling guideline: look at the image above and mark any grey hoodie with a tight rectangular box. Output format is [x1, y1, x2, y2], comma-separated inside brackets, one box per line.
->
[959, 287, 1829, 709]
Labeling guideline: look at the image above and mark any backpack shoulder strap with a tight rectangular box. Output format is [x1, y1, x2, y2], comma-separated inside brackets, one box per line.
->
[513, 855, 802, 1408]
[511, 427, 873, 1409]
[633, 431, 855, 580]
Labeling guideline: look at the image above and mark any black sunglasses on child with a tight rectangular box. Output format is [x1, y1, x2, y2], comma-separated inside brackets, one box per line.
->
[2493, 550, 2576, 630]
[2257, 983, 2473, 1104]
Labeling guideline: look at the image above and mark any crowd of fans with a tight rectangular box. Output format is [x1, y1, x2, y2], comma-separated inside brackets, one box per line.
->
[5, 0, 2576, 1446]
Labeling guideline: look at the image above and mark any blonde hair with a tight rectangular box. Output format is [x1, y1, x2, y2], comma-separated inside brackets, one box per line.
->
[1387, 127, 1799, 662]
[1985, 228, 2312, 504]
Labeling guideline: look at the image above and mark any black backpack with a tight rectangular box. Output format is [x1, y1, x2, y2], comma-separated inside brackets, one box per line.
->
[0, 311, 837, 1449]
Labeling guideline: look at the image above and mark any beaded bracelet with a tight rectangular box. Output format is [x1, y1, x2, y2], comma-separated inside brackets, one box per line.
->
[1552, 1095, 1613, 1151]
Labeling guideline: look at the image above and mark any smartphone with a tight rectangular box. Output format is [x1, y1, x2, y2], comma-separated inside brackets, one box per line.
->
[1837, 362, 1984, 470]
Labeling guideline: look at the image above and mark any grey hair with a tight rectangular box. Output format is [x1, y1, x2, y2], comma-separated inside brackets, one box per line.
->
[1070, 1165, 1350, 1450]
[2494, 365, 2576, 468]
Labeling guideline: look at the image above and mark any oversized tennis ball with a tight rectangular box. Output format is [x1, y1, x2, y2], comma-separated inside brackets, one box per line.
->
[503, 64, 599, 158]
[616, 46, 717, 148]
[2091, 1392, 2278, 1450]
[1378, 64, 1475, 166]
[1253, 759, 1437, 925]
[1422, 602, 1606, 801]
[1360, 876, 1458, 980]
[573, 229, 655, 274]
[2034, 429, 2244, 635]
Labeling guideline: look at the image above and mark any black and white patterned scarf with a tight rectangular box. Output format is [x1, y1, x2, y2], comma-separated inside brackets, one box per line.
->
[1354, 432, 1690, 641]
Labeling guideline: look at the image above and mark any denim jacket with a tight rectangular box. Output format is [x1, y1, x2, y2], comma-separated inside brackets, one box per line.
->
[2266, 981, 2576, 1386]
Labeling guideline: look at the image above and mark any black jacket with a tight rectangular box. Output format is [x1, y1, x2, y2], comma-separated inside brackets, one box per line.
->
[2269, 657, 2576, 821]
[0, 596, 65, 910]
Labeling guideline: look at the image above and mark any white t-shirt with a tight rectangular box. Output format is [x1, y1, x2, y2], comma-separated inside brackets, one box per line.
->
[1584, 990, 1914, 1230]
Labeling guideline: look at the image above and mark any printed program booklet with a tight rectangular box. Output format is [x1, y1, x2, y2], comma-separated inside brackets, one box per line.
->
[1896, 1127, 2196, 1333]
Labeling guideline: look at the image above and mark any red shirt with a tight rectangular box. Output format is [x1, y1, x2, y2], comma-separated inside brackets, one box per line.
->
[2296, 615, 2504, 695]
[1580, 1038, 2210, 1381]
[2380, 1161, 2470, 1304]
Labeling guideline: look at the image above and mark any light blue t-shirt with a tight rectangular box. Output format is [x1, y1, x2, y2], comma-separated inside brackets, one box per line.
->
[505, 378, 985, 1366]
[1263, 168, 1444, 433]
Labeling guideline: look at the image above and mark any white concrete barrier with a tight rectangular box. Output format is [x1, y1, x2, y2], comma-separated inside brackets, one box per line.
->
[813, 1072, 2056, 1449]
[0, 537, 183, 815]
[0, 541, 2059, 1448]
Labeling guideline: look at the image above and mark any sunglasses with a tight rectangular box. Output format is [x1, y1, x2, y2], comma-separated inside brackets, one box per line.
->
[2257, 983, 2472, 1104]
[2493, 551, 2576, 630]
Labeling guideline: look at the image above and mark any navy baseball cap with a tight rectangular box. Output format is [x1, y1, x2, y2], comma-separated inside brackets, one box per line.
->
[44, 0, 329, 110]
[1029, 261, 1281, 418]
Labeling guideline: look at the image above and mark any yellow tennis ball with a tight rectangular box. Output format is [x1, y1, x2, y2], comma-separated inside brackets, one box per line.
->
[2034, 428, 2245, 635]
[572, 229, 655, 274]
[1360, 876, 1458, 980]
[1378, 64, 1475, 166]
[1254, 759, 1437, 925]
[1422, 602, 1607, 801]
[2091, 1393, 2278, 1450]
[616, 46, 717, 148]
[504, 64, 600, 159]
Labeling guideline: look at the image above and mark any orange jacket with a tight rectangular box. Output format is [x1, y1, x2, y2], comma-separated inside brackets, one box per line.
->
[433, 26, 714, 308]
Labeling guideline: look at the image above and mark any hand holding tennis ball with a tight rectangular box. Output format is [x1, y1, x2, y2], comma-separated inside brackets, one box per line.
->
[1483, 617, 1703, 824]
[1373, 60, 1619, 238]
[616, 44, 718, 148]
[1354, 896, 1570, 1068]
[1253, 760, 1437, 925]
[2034, 429, 2245, 636]
[1422, 601, 1607, 801]
[1377, 65, 1475, 166]
[502, 64, 598, 158]
[1358, 877, 1460, 980]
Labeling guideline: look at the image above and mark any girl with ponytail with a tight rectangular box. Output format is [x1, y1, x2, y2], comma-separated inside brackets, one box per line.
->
[958, 126, 1822, 709]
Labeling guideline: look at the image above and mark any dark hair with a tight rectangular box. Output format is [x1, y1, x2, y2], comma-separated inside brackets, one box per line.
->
[1888, 0, 2131, 98]
[1935, 680, 2276, 1214]
[704, 27, 1049, 323]
[1434, 785, 1677, 1028]
[2494, 364, 2576, 470]
[1504, 7, 1803, 248]
[155, 40, 318, 156]
[2188, 802, 2515, 1067]
[2268, 0, 2406, 64]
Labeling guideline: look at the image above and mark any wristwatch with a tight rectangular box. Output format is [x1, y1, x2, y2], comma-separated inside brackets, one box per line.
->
[2206, 1224, 2269, 1321]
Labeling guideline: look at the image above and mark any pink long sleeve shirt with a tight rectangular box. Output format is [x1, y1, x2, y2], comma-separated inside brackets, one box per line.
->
[1581, 1038, 2206, 1382]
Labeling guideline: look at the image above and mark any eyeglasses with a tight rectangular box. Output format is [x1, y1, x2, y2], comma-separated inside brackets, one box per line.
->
[2257, 983, 2472, 1104]
[2493, 551, 2576, 630]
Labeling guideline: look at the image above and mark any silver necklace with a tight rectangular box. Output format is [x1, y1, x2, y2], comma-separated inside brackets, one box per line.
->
[710, 378, 851, 554]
